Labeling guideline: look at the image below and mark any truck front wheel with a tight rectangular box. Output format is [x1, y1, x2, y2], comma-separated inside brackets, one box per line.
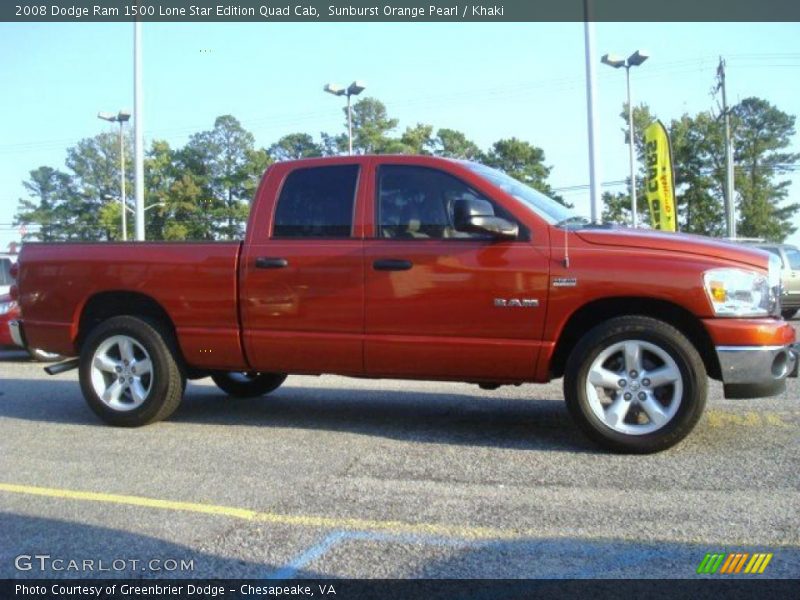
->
[210, 372, 287, 398]
[79, 316, 185, 427]
[564, 316, 707, 453]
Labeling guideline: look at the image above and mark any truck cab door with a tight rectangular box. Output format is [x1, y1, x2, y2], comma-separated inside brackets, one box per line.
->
[363, 164, 550, 382]
[240, 162, 366, 375]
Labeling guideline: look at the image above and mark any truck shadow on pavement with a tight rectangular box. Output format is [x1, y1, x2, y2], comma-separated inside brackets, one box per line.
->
[0, 512, 280, 579]
[0, 378, 595, 453]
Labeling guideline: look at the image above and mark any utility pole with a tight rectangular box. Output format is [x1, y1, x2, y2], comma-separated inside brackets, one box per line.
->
[716, 57, 736, 239]
[583, 0, 603, 224]
[625, 65, 638, 228]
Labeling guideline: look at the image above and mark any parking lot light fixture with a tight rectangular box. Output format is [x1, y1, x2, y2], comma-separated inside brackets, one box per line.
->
[104, 196, 164, 216]
[601, 50, 649, 228]
[98, 110, 132, 240]
[324, 80, 366, 155]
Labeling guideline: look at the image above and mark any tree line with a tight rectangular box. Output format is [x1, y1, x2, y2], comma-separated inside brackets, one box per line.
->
[604, 97, 799, 240]
[14, 96, 799, 242]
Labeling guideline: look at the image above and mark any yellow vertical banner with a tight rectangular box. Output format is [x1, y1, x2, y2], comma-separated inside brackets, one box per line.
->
[644, 120, 677, 231]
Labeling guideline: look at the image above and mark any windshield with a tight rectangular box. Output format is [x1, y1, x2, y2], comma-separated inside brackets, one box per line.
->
[786, 247, 800, 270]
[0, 259, 12, 287]
[465, 162, 576, 226]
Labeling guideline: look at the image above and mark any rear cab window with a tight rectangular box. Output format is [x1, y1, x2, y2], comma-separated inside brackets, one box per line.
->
[272, 165, 359, 238]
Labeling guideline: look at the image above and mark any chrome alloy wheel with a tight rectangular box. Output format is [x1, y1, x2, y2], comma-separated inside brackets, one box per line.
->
[90, 335, 153, 411]
[585, 340, 683, 435]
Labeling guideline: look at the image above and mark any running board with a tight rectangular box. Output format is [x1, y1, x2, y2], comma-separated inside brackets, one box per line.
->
[44, 358, 80, 376]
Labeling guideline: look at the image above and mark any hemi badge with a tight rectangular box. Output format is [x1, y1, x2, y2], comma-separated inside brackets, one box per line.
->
[553, 277, 577, 287]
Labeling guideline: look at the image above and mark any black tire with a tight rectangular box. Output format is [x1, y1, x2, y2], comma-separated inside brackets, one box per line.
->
[210, 371, 287, 398]
[781, 309, 798, 320]
[564, 316, 707, 454]
[28, 348, 65, 362]
[79, 316, 185, 427]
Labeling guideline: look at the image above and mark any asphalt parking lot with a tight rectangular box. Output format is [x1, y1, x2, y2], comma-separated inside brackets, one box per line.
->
[1, 321, 798, 580]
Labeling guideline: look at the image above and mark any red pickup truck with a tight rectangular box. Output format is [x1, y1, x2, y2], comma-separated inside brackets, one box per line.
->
[9, 155, 798, 452]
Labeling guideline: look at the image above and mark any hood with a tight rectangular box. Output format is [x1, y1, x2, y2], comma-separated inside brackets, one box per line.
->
[574, 228, 768, 270]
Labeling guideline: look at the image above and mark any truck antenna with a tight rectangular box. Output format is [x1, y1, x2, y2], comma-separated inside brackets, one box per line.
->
[563, 226, 570, 268]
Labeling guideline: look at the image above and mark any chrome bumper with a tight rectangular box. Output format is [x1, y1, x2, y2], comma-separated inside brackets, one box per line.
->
[717, 343, 798, 398]
[9, 320, 25, 348]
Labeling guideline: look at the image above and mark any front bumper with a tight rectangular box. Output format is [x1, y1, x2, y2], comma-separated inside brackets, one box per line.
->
[9, 319, 26, 348]
[717, 343, 798, 398]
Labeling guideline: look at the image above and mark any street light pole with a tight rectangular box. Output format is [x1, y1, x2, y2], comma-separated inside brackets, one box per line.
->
[347, 93, 353, 155]
[625, 65, 637, 228]
[582, 4, 602, 224]
[324, 81, 366, 155]
[134, 20, 145, 241]
[98, 110, 131, 241]
[119, 121, 127, 241]
[602, 50, 649, 228]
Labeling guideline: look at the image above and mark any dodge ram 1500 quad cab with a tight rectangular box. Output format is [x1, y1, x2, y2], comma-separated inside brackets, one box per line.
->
[8, 155, 798, 453]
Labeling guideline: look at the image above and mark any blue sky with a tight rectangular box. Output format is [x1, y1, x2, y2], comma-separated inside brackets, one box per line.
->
[1, 21, 798, 249]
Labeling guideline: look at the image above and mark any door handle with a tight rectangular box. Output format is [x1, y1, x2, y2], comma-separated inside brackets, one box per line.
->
[255, 257, 288, 269]
[373, 259, 413, 271]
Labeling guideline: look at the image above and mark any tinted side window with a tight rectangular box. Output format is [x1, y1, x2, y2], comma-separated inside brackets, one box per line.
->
[377, 165, 523, 240]
[273, 165, 359, 238]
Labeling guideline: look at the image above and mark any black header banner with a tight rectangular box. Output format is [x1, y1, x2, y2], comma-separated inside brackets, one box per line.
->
[3, 0, 800, 22]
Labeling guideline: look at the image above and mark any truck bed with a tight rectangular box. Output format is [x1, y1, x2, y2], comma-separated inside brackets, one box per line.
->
[17, 242, 246, 370]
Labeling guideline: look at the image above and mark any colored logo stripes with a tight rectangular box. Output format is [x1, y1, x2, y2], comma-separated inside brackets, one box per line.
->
[697, 552, 773, 574]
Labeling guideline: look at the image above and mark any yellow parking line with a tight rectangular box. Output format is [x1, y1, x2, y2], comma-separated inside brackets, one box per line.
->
[0, 483, 257, 520]
[0, 482, 507, 541]
[1, 482, 797, 547]
[706, 410, 792, 428]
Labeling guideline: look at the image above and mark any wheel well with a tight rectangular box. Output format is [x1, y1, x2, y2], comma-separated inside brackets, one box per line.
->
[549, 297, 721, 381]
[77, 292, 178, 355]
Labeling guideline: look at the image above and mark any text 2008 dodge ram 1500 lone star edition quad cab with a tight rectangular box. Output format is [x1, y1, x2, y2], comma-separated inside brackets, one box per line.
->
[7, 155, 799, 453]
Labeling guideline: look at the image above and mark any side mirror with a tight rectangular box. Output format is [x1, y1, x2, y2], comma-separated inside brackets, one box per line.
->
[453, 198, 518, 240]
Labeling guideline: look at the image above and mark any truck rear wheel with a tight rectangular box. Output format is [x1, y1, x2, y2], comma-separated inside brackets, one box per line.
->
[564, 316, 707, 453]
[79, 316, 185, 427]
[210, 372, 287, 398]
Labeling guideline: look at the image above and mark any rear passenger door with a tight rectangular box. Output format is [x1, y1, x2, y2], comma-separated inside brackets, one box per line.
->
[240, 163, 365, 376]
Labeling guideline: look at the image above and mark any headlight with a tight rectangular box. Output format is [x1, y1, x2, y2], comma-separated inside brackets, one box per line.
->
[0, 300, 17, 315]
[704, 267, 779, 317]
